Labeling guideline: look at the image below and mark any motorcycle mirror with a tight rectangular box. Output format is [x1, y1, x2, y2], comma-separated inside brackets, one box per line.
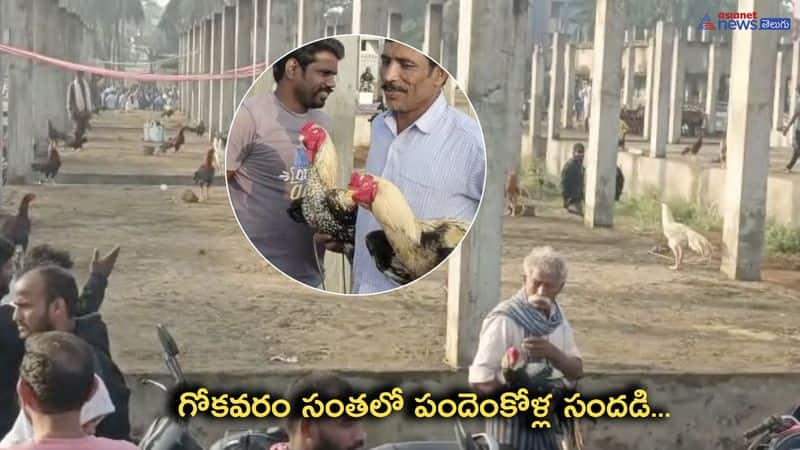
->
[454, 420, 478, 450]
[157, 324, 180, 357]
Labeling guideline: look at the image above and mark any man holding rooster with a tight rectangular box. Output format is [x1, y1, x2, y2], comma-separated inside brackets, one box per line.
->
[227, 38, 345, 289]
[330, 39, 485, 294]
[469, 246, 583, 450]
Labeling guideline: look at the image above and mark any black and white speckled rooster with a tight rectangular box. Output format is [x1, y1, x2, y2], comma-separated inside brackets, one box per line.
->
[286, 122, 357, 262]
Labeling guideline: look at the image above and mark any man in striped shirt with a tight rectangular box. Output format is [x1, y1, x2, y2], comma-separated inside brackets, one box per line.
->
[329, 39, 485, 294]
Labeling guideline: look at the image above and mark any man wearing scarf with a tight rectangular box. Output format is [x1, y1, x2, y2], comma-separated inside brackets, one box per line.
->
[469, 246, 583, 450]
[67, 71, 94, 143]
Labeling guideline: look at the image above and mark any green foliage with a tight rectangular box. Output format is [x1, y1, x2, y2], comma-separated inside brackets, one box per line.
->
[766, 221, 800, 255]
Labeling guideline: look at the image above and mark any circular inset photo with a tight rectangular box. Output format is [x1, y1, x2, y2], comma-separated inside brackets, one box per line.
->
[225, 34, 486, 295]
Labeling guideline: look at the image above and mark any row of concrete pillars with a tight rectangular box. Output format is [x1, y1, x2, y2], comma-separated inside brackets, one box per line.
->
[531, 1, 779, 284]
[176, 0, 450, 139]
[0, 0, 95, 183]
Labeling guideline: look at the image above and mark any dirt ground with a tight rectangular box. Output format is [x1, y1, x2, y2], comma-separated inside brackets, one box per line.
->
[3, 111, 799, 376]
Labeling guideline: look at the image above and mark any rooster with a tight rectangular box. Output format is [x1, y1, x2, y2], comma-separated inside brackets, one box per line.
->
[504, 170, 526, 217]
[286, 122, 357, 262]
[31, 140, 61, 185]
[1, 193, 35, 253]
[212, 132, 227, 168]
[160, 126, 188, 153]
[348, 173, 468, 285]
[681, 133, 703, 156]
[193, 148, 216, 201]
[661, 203, 713, 270]
[501, 346, 562, 393]
[186, 120, 206, 137]
[47, 120, 87, 150]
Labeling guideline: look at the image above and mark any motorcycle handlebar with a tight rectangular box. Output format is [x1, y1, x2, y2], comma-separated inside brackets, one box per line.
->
[744, 418, 774, 440]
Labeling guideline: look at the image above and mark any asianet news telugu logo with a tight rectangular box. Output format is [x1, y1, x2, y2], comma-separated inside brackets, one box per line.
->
[698, 12, 791, 31]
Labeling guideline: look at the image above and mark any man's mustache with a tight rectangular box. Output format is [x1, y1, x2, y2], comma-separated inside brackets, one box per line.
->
[382, 83, 406, 93]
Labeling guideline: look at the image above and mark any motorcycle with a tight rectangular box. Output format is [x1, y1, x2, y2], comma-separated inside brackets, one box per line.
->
[743, 406, 800, 450]
[138, 324, 285, 450]
[137, 324, 498, 450]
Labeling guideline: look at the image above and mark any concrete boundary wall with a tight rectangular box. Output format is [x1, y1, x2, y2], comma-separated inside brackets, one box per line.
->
[125, 370, 800, 450]
[542, 138, 800, 226]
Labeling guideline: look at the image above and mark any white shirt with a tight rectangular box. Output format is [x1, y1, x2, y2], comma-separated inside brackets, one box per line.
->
[0, 375, 114, 448]
[468, 302, 581, 387]
[352, 92, 486, 294]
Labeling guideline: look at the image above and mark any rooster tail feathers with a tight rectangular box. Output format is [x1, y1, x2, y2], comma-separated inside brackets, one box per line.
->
[686, 228, 714, 257]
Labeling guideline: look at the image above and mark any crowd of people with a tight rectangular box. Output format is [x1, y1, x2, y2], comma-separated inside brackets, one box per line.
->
[99, 82, 178, 113]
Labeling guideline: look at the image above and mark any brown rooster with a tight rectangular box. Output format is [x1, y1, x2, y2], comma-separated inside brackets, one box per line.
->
[193, 148, 216, 201]
[47, 120, 88, 150]
[349, 172, 468, 285]
[504, 170, 526, 217]
[1, 193, 35, 252]
[681, 133, 703, 156]
[31, 140, 62, 185]
[159, 126, 188, 153]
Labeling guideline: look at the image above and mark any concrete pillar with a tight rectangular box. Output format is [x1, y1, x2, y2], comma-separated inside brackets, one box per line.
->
[642, 36, 654, 138]
[621, 44, 634, 107]
[547, 32, 565, 140]
[705, 38, 720, 134]
[199, 19, 212, 125]
[297, 0, 323, 46]
[270, 0, 294, 65]
[263, 0, 271, 65]
[253, 0, 266, 82]
[528, 45, 546, 159]
[354, 0, 388, 37]
[235, 0, 254, 109]
[219, 6, 236, 135]
[179, 32, 186, 112]
[720, 0, 777, 281]
[668, 28, 686, 144]
[584, 0, 624, 229]
[387, 10, 402, 38]
[321, 35, 359, 293]
[423, 1, 444, 62]
[442, 0, 459, 76]
[7, 0, 34, 182]
[31, 0, 64, 169]
[788, 39, 799, 128]
[446, 0, 518, 368]
[649, 21, 673, 158]
[507, 0, 528, 171]
[210, 13, 222, 137]
[561, 42, 575, 129]
[188, 25, 196, 120]
[773, 48, 786, 131]
[195, 21, 206, 121]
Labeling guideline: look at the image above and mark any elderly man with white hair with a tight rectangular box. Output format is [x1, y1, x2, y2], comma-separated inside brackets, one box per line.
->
[469, 246, 583, 450]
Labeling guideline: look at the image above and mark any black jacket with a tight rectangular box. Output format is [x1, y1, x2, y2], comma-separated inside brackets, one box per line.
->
[0, 273, 129, 440]
[560, 158, 584, 205]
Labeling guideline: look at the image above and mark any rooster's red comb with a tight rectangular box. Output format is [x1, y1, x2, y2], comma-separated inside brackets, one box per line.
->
[299, 121, 326, 152]
[348, 172, 375, 189]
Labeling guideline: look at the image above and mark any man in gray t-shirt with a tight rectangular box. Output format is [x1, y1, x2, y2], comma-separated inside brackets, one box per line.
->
[226, 39, 345, 288]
